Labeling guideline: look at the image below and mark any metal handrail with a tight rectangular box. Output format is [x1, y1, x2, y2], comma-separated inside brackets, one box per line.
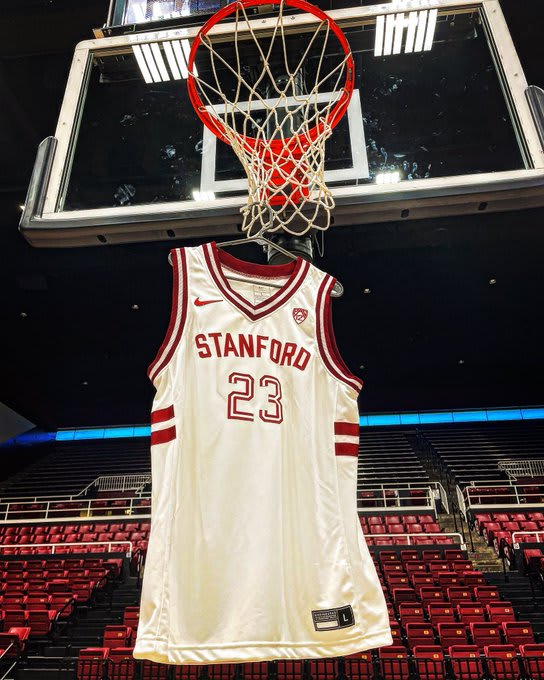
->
[357, 486, 433, 510]
[498, 459, 544, 479]
[460, 482, 544, 512]
[512, 530, 544, 546]
[467, 479, 518, 487]
[0, 495, 151, 523]
[0, 540, 133, 556]
[0, 473, 152, 503]
[366, 532, 465, 548]
[456, 485, 467, 519]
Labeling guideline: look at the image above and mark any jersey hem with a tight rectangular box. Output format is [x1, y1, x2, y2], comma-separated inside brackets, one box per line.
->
[133, 629, 393, 664]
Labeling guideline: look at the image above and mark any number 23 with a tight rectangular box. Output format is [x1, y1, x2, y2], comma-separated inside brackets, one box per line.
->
[227, 372, 283, 424]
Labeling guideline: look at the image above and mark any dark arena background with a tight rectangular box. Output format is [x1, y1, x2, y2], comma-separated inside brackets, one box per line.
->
[1, 0, 544, 678]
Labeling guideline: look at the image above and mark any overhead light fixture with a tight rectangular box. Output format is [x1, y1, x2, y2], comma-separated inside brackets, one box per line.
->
[163, 41, 182, 80]
[132, 45, 153, 84]
[375, 9, 438, 56]
[150, 43, 170, 81]
[140, 43, 163, 83]
[132, 39, 195, 84]
[423, 9, 438, 51]
[392, 13, 405, 55]
[171, 40, 190, 79]
[375, 15, 385, 58]
[383, 14, 395, 56]
[192, 190, 216, 201]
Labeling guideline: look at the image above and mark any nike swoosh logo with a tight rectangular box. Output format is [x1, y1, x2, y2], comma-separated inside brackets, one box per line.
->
[194, 298, 222, 307]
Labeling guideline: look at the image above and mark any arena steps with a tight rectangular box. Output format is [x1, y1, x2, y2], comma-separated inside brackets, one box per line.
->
[0, 439, 151, 498]
[439, 513, 503, 572]
[13, 575, 141, 680]
[485, 571, 544, 637]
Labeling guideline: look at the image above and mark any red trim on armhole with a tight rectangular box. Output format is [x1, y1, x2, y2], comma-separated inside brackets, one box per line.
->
[316, 275, 363, 393]
[147, 249, 188, 384]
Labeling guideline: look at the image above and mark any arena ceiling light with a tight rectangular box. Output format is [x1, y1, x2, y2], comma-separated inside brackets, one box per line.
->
[374, 9, 438, 56]
[132, 39, 194, 83]
[376, 171, 401, 184]
[192, 190, 216, 201]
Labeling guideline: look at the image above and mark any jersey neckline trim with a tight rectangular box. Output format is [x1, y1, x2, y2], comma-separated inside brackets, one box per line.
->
[203, 242, 310, 322]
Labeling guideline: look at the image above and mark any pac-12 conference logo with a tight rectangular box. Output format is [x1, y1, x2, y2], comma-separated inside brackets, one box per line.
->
[293, 308, 308, 324]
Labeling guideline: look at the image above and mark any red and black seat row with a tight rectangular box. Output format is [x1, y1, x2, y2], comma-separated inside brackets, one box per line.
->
[76, 643, 544, 680]
[0, 522, 150, 555]
[473, 512, 544, 556]
[360, 515, 442, 537]
[4, 498, 151, 520]
[0, 557, 117, 637]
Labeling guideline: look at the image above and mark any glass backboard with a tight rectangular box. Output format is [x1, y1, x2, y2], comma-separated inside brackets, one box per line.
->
[20, 0, 544, 247]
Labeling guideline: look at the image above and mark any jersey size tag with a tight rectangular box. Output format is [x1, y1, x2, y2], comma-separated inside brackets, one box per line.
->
[252, 284, 273, 305]
[312, 605, 355, 631]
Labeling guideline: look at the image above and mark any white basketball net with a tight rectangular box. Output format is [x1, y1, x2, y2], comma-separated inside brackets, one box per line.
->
[190, 0, 352, 237]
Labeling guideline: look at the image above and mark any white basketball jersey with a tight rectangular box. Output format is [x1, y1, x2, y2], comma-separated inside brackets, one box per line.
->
[134, 242, 392, 664]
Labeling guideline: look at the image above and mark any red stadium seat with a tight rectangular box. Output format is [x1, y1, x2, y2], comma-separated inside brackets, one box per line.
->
[520, 643, 544, 680]
[108, 647, 136, 680]
[484, 644, 519, 680]
[474, 586, 500, 604]
[3, 610, 28, 628]
[275, 660, 304, 680]
[406, 623, 435, 650]
[437, 623, 468, 650]
[343, 650, 374, 680]
[502, 621, 535, 647]
[470, 622, 502, 651]
[413, 646, 445, 680]
[77, 648, 109, 680]
[0, 630, 26, 659]
[457, 603, 486, 624]
[378, 646, 410, 680]
[427, 604, 455, 625]
[26, 610, 56, 637]
[385, 516, 402, 526]
[387, 621, 401, 643]
[398, 604, 425, 624]
[461, 571, 486, 586]
[437, 572, 460, 587]
[412, 574, 434, 589]
[393, 588, 418, 604]
[103, 626, 132, 650]
[444, 550, 465, 562]
[308, 658, 338, 680]
[447, 587, 473, 605]
[486, 603, 516, 624]
[405, 563, 426, 576]
[140, 660, 169, 679]
[449, 645, 482, 680]
[419, 587, 445, 605]
[123, 607, 140, 636]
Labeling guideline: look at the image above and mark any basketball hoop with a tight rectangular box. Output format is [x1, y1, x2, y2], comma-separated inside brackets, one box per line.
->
[187, 0, 354, 237]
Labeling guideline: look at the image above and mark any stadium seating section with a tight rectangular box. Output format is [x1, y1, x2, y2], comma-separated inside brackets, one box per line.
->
[0, 420, 543, 678]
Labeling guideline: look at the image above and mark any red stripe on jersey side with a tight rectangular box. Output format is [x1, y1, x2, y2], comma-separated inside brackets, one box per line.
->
[148, 249, 188, 384]
[335, 443, 359, 456]
[151, 425, 177, 446]
[334, 422, 360, 436]
[203, 242, 310, 321]
[151, 405, 175, 424]
[316, 276, 363, 393]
